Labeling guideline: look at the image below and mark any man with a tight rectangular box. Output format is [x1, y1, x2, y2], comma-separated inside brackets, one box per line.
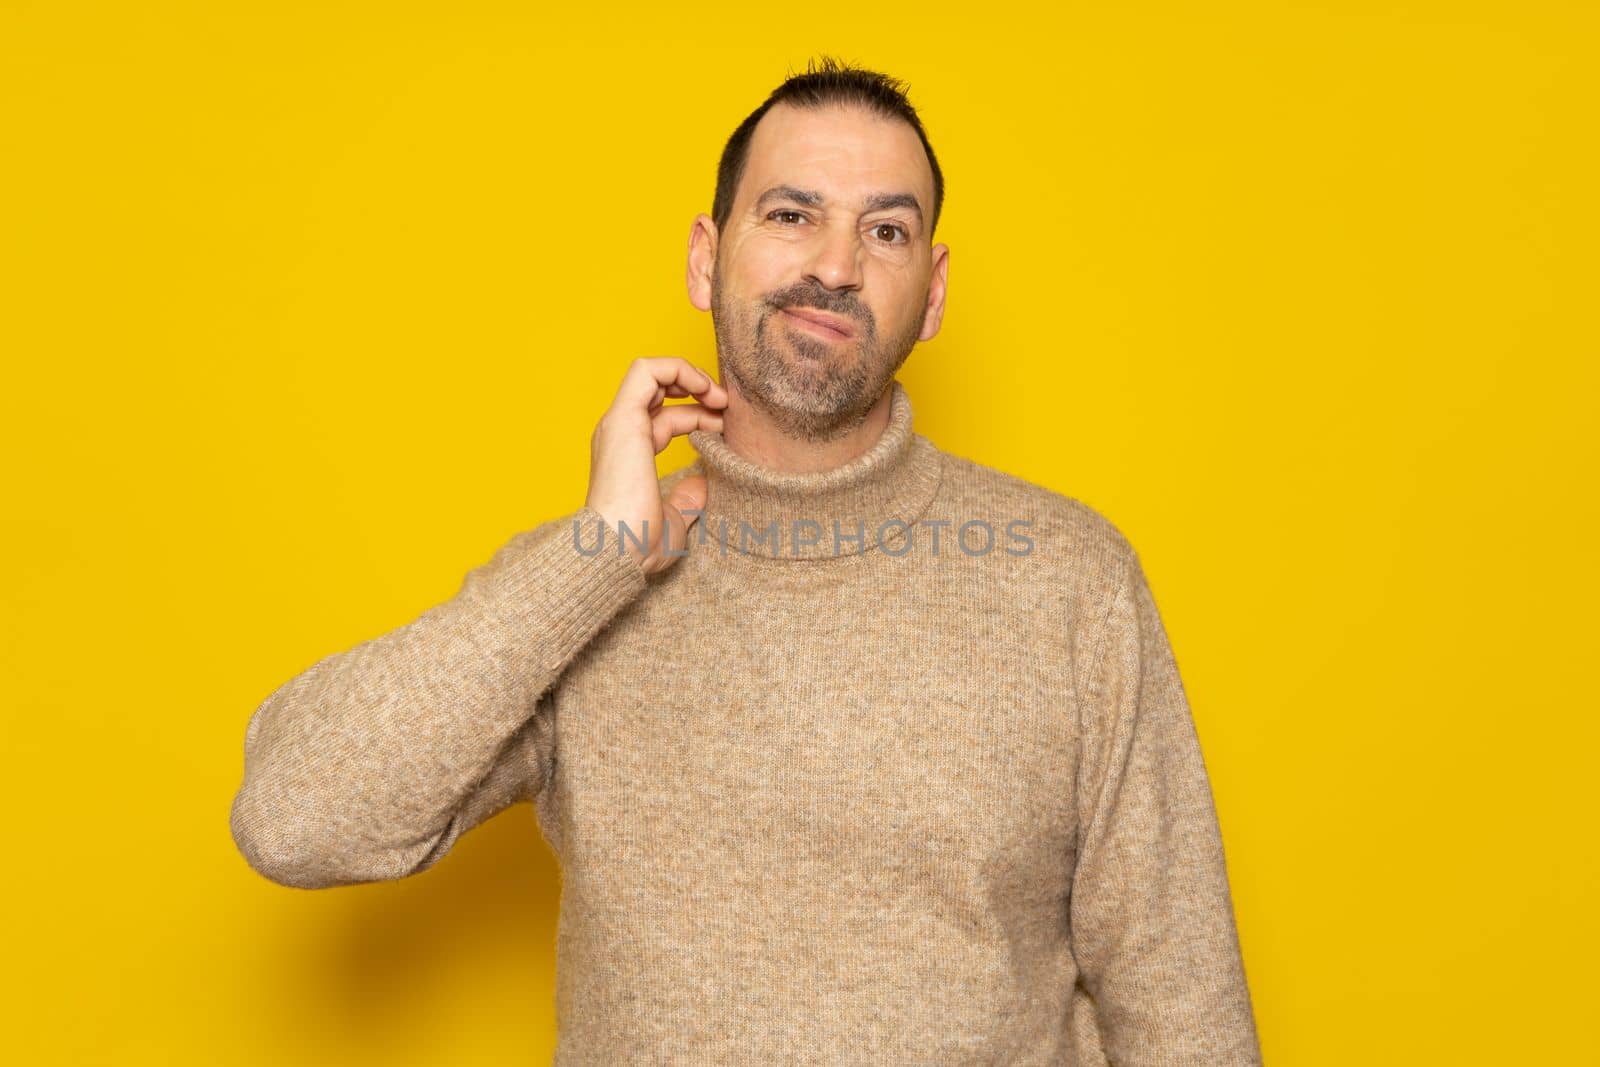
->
[231, 57, 1263, 1065]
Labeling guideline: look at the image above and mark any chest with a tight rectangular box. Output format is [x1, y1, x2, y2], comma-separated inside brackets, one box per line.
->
[539, 558, 1083, 897]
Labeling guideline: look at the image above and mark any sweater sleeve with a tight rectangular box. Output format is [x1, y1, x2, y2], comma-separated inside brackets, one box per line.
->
[229, 506, 646, 889]
[1068, 549, 1262, 1064]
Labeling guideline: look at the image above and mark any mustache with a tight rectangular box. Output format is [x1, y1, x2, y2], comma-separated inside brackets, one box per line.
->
[764, 285, 874, 333]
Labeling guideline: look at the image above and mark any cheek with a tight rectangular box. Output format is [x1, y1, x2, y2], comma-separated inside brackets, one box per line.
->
[868, 279, 923, 334]
[726, 239, 795, 292]
[756, 262, 806, 299]
[726, 238, 774, 278]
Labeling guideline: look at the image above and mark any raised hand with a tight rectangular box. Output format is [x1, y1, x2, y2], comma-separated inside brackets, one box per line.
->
[585, 357, 728, 575]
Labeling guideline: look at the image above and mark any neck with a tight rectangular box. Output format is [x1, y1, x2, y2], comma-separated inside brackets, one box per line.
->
[717, 378, 896, 474]
[683, 378, 944, 561]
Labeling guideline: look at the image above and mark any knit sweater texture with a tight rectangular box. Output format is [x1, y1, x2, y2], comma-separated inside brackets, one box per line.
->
[230, 380, 1262, 1065]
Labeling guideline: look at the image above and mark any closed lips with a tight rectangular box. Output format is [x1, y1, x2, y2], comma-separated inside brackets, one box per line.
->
[782, 307, 855, 338]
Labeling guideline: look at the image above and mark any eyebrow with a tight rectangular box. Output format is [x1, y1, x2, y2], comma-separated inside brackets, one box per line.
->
[754, 184, 924, 225]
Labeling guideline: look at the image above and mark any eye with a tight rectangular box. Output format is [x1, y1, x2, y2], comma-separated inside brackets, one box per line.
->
[769, 209, 807, 226]
[871, 222, 909, 244]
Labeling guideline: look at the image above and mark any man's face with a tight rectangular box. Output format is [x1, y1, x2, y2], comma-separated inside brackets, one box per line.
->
[691, 102, 948, 441]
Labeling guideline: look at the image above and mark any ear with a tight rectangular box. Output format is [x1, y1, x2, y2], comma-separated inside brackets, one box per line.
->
[918, 242, 950, 341]
[686, 213, 718, 312]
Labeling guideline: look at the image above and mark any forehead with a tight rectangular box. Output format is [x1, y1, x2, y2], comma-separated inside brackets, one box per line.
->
[739, 102, 934, 217]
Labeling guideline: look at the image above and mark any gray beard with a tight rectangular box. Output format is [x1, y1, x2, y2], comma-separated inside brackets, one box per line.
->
[710, 274, 921, 443]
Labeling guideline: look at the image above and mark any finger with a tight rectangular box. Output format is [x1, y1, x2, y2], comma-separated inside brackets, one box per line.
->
[650, 402, 724, 453]
[648, 382, 706, 412]
[617, 357, 727, 413]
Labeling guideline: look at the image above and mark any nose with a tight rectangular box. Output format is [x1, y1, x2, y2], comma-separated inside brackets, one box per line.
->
[803, 218, 864, 293]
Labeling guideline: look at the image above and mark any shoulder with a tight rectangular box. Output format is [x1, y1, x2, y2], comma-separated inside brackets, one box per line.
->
[929, 444, 1150, 708]
[929, 442, 1138, 585]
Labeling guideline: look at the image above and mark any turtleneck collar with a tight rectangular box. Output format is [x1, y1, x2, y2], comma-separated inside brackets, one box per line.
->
[682, 379, 944, 561]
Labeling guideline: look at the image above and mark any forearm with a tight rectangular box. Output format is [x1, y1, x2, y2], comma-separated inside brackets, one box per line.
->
[229, 506, 644, 888]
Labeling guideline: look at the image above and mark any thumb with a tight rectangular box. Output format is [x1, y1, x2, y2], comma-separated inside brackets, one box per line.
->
[660, 475, 710, 560]
[665, 475, 709, 529]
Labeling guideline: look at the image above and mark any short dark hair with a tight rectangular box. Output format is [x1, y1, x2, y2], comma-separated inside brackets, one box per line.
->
[712, 56, 945, 241]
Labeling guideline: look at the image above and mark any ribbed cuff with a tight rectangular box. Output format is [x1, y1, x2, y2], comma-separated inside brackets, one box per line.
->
[474, 506, 648, 675]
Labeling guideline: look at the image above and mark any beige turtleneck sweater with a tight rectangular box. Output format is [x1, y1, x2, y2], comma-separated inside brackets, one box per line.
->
[229, 380, 1262, 1065]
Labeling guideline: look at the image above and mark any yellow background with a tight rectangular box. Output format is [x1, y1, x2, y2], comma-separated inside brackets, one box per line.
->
[3, 2, 1594, 1063]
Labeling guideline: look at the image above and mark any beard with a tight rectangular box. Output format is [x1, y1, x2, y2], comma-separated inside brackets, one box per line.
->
[710, 268, 924, 443]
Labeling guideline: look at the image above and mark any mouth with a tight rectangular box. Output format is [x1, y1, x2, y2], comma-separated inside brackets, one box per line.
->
[779, 306, 857, 341]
